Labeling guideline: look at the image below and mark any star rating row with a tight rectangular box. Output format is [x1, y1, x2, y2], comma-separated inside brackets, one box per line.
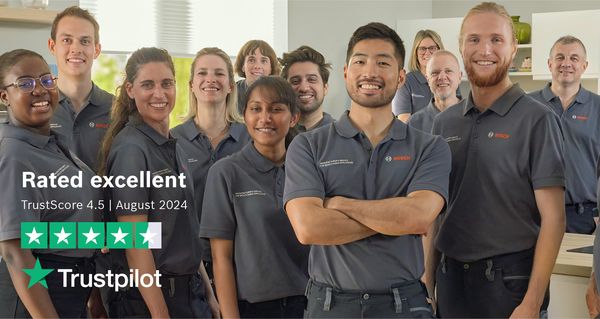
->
[21, 222, 162, 249]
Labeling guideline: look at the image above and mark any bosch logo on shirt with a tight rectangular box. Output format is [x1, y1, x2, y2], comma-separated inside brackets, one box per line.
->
[487, 131, 510, 139]
[571, 115, 588, 121]
[88, 122, 110, 129]
[385, 155, 411, 162]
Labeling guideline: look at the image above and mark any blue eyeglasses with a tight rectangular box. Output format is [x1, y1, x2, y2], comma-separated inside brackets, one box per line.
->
[4, 74, 58, 93]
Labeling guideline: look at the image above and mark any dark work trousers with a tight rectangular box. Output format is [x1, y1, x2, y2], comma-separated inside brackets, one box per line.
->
[109, 272, 211, 318]
[565, 202, 597, 234]
[436, 248, 549, 318]
[305, 279, 434, 318]
[238, 295, 306, 318]
[0, 253, 94, 318]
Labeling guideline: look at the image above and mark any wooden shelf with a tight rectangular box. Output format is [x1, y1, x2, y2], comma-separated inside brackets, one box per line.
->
[0, 7, 58, 25]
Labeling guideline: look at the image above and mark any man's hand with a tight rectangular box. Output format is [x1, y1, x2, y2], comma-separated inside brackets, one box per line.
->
[509, 300, 540, 319]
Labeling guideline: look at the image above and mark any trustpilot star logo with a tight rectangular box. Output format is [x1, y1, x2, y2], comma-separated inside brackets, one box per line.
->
[21, 222, 48, 249]
[22, 258, 54, 288]
[135, 222, 162, 249]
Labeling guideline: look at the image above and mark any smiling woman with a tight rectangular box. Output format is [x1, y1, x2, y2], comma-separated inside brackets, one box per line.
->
[0, 49, 102, 318]
[99, 47, 217, 318]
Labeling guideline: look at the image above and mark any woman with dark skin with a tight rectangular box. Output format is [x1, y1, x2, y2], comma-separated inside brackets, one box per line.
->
[0, 49, 101, 318]
[201, 76, 309, 318]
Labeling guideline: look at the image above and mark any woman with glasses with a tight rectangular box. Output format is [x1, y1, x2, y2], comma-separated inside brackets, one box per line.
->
[393, 30, 446, 122]
[0, 49, 102, 318]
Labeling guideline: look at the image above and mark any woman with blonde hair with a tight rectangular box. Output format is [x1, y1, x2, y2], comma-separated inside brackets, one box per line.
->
[171, 47, 250, 279]
[393, 29, 447, 122]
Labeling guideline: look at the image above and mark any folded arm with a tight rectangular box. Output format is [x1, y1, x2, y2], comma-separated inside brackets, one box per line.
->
[285, 197, 377, 245]
[325, 190, 445, 236]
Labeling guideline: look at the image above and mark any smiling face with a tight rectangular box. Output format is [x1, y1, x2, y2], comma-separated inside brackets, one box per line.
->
[126, 62, 175, 130]
[417, 37, 439, 72]
[426, 53, 462, 102]
[548, 42, 588, 86]
[344, 39, 404, 109]
[190, 54, 233, 107]
[287, 61, 328, 115]
[460, 12, 516, 88]
[48, 16, 100, 79]
[1, 56, 58, 133]
[244, 87, 298, 153]
[243, 48, 272, 85]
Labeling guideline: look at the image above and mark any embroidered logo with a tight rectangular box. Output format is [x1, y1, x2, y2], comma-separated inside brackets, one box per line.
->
[89, 122, 109, 129]
[488, 131, 510, 139]
[385, 155, 411, 162]
[234, 190, 267, 198]
[319, 159, 354, 167]
[445, 136, 461, 143]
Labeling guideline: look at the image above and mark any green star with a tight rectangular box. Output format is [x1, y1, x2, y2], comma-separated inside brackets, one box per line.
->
[22, 258, 54, 288]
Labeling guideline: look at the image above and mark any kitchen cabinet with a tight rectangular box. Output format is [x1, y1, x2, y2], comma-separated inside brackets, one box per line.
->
[0, 7, 57, 24]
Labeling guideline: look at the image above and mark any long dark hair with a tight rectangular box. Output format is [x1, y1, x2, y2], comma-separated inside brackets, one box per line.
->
[99, 47, 174, 175]
[242, 76, 299, 148]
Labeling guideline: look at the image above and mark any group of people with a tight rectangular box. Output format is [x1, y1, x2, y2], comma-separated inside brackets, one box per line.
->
[0, 1, 599, 318]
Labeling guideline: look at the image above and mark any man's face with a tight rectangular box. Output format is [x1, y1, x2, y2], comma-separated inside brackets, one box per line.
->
[426, 54, 462, 102]
[48, 16, 100, 79]
[344, 39, 404, 109]
[287, 61, 328, 115]
[548, 42, 588, 86]
[460, 12, 516, 88]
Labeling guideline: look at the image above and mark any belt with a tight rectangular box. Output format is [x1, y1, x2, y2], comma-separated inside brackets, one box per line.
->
[159, 273, 204, 298]
[566, 202, 598, 215]
[307, 279, 426, 313]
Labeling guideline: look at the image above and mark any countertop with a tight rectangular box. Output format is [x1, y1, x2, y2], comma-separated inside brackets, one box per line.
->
[553, 233, 594, 277]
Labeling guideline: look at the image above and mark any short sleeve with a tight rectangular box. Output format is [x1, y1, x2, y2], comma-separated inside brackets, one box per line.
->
[199, 162, 236, 240]
[530, 111, 565, 189]
[0, 156, 39, 241]
[107, 143, 151, 215]
[283, 134, 326, 206]
[406, 136, 451, 204]
[392, 83, 413, 116]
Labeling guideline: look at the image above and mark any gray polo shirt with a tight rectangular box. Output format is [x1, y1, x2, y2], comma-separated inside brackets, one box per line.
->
[408, 100, 440, 133]
[595, 163, 600, 292]
[392, 71, 431, 116]
[529, 83, 600, 205]
[297, 112, 335, 133]
[432, 84, 565, 262]
[50, 83, 113, 172]
[106, 116, 201, 276]
[236, 79, 248, 115]
[0, 123, 101, 258]
[200, 143, 309, 302]
[171, 118, 250, 261]
[283, 111, 451, 291]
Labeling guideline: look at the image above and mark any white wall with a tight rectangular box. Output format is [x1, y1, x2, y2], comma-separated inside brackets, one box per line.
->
[288, 0, 433, 118]
[432, 0, 600, 23]
[0, 0, 77, 62]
